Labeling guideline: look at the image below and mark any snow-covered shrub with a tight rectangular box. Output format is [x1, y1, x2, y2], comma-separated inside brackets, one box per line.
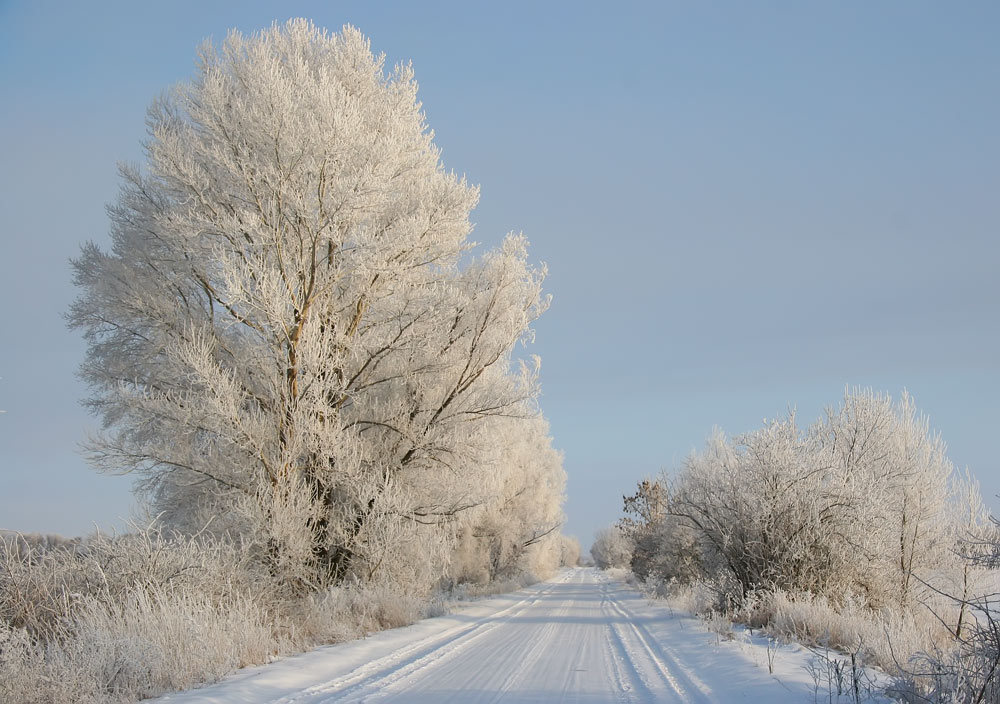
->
[0, 524, 463, 703]
[632, 513, 704, 584]
[701, 610, 736, 643]
[0, 529, 281, 703]
[0, 622, 47, 704]
[761, 590, 943, 673]
[635, 576, 734, 617]
[0, 590, 277, 704]
[445, 571, 540, 600]
[887, 546, 1000, 702]
[342, 581, 426, 633]
[617, 389, 999, 699]
[626, 390, 990, 606]
[64, 588, 276, 700]
[0, 527, 266, 640]
[291, 581, 426, 647]
[0, 531, 82, 558]
[620, 478, 667, 578]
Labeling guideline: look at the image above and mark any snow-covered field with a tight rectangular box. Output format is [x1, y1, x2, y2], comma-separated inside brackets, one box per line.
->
[154, 568, 862, 703]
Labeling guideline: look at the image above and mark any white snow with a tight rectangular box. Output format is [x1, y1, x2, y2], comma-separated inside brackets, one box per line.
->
[153, 568, 874, 703]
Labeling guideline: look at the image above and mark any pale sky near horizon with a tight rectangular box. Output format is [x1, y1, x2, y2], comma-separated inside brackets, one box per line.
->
[1, 1, 998, 547]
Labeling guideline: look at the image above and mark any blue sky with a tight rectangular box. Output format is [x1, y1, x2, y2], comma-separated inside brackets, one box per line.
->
[1, 1, 998, 547]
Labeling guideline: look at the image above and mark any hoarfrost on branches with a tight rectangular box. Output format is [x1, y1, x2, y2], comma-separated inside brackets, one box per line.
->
[69, 19, 565, 593]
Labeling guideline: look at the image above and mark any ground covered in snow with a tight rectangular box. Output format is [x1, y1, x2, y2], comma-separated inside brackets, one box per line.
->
[155, 568, 881, 703]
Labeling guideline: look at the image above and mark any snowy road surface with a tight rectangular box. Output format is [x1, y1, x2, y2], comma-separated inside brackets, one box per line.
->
[157, 568, 827, 703]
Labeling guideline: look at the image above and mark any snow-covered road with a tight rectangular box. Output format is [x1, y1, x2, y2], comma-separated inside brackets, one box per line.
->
[157, 568, 826, 703]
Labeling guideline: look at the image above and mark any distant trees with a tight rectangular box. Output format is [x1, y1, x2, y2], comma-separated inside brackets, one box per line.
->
[68, 20, 563, 593]
[0, 532, 81, 559]
[559, 535, 581, 568]
[590, 525, 633, 570]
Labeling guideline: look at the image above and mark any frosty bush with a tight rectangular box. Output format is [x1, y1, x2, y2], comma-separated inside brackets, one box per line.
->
[0, 525, 447, 703]
[290, 581, 426, 647]
[0, 529, 281, 703]
[886, 545, 1000, 702]
[627, 390, 987, 609]
[617, 389, 997, 696]
[0, 526, 265, 641]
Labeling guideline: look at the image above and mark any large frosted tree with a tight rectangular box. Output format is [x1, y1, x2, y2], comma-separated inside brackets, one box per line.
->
[69, 20, 556, 591]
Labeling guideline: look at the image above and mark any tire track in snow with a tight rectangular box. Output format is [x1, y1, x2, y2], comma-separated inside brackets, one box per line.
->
[600, 584, 655, 703]
[352, 588, 568, 703]
[485, 592, 569, 700]
[603, 583, 714, 704]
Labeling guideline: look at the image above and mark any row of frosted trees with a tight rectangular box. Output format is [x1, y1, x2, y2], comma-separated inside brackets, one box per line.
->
[612, 389, 1000, 700]
[621, 391, 990, 609]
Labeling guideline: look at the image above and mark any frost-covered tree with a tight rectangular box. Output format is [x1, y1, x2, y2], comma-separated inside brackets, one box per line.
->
[449, 414, 566, 582]
[820, 390, 956, 607]
[622, 486, 701, 583]
[620, 478, 670, 579]
[590, 525, 633, 570]
[69, 20, 555, 592]
[949, 472, 995, 640]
